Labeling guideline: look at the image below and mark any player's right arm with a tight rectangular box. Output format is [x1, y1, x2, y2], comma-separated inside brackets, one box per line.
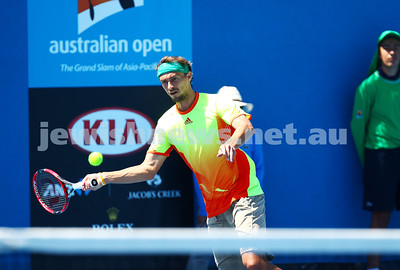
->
[82, 152, 167, 191]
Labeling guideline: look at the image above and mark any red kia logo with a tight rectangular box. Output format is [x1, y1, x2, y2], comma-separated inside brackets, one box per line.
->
[68, 107, 155, 156]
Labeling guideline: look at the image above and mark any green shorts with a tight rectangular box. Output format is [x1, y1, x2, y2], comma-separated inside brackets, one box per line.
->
[207, 194, 266, 269]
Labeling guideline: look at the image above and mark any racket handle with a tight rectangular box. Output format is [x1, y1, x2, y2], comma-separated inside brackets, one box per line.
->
[72, 179, 98, 190]
[91, 179, 98, 186]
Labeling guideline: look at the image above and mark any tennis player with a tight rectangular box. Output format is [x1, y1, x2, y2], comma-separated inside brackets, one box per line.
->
[186, 86, 274, 270]
[82, 56, 281, 270]
[351, 30, 400, 270]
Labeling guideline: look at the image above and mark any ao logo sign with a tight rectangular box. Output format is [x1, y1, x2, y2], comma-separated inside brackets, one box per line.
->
[69, 108, 154, 155]
[78, 0, 144, 34]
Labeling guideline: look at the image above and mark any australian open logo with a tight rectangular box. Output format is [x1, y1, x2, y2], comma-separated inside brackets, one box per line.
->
[78, 0, 144, 34]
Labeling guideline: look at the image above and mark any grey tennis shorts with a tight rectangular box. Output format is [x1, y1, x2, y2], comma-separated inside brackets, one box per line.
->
[207, 194, 266, 269]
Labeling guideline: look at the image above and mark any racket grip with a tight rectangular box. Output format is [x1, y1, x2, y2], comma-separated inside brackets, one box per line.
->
[72, 179, 98, 190]
[91, 179, 98, 186]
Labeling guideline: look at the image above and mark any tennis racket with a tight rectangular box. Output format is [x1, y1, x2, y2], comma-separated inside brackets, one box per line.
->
[32, 168, 98, 215]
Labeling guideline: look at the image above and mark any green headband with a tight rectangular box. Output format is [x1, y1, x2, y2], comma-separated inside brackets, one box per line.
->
[157, 62, 189, 77]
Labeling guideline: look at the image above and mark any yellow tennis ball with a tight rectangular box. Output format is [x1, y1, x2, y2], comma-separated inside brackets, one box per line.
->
[88, 152, 103, 166]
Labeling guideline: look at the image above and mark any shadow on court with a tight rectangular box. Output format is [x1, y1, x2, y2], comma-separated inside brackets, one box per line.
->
[278, 261, 400, 270]
[2, 253, 400, 269]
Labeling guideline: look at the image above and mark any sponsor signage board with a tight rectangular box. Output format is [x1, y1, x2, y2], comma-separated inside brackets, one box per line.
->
[29, 86, 193, 228]
[28, 0, 192, 87]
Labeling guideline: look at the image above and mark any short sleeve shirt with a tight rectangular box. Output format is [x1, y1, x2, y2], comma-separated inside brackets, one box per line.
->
[148, 92, 263, 217]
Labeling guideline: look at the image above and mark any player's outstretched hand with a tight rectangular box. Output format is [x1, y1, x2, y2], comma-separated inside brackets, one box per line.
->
[217, 144, 236, 162]
[82, 173, 105, 191]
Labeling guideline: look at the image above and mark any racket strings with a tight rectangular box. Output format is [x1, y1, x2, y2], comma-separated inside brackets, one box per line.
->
[36, 170, 67, 212]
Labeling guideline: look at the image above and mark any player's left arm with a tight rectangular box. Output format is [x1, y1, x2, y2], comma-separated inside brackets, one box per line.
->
[217, 115, 255, 162]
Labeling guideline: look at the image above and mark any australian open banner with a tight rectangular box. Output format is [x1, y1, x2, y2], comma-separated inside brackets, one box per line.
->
[28, 1, 193, 268]
[28, 0, 192, 87]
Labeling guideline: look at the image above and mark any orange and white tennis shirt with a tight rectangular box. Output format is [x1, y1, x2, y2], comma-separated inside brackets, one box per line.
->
[148, 92, 263, 217]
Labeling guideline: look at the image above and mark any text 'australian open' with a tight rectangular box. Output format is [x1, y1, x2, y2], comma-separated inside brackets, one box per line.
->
[49, 35, 172, 57]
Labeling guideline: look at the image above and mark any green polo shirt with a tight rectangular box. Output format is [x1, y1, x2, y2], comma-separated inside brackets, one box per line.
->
[351, 71, 400, 164]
